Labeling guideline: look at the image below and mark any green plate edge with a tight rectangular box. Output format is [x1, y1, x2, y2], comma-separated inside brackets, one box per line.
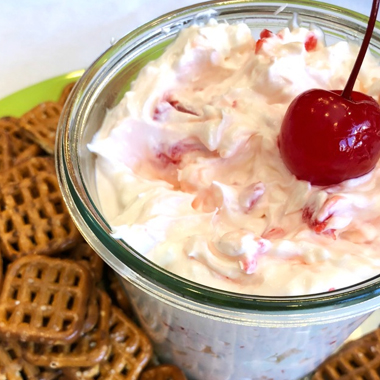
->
[0, 69, 85, 118]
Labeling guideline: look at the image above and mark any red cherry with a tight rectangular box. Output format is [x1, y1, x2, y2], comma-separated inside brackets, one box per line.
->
[279, 89, 380, 185]
[279, 0, 380, 186]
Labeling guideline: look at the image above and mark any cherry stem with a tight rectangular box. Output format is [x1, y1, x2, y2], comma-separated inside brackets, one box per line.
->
[341, 0, 380, 100]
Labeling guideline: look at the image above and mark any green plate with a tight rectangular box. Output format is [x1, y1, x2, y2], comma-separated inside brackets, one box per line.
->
[0, 70, 84, 118]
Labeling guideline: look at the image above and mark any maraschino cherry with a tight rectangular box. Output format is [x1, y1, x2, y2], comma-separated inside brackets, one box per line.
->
[279, 0, 380, 186]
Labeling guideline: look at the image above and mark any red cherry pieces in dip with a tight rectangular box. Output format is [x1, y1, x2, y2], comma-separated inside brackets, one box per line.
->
[279, 0, 380, 186]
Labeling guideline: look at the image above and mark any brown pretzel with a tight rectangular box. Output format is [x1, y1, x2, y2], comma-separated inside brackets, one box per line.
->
[107, 267, 132, 316]
[0, 116, 42, 170]
[24, 290, 110, 368]
[20, 102, 63, 154]
[82, 290, 99, 334]
[58, 82, 77, 107]
[63, 306, 152, 379]
[0, 339, 61, 380]
[0, 130, 14, 173]
[0, 255, 92, 344]
[0, 157, 82, 261]
[0, 116, 18, 130]
[66, 243, 104, 284]
[312, 329, 380, 380]
[140, 365, 187, 380]
[0, 253, 3, 295]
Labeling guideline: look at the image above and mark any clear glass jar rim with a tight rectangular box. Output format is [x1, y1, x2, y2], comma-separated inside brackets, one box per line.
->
[57, 0, 380, 314]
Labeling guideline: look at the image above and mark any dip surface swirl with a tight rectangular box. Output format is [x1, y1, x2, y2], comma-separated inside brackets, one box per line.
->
[90, 20, 380, 296]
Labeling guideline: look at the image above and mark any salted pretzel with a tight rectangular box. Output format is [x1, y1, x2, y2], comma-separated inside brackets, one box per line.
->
[0, 255, 92, 344]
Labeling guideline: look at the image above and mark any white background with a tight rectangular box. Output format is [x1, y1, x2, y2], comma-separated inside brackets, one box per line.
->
[0, 0, 375, 99]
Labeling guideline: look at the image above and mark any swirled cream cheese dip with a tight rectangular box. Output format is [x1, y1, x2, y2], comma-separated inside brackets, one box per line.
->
[89, 18, 380, 296]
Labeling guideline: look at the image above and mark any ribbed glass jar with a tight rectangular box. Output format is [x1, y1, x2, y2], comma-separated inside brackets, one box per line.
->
[56, 2, 380, 379]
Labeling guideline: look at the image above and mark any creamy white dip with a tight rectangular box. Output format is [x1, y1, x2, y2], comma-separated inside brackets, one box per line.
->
[90, 19, 380, 295]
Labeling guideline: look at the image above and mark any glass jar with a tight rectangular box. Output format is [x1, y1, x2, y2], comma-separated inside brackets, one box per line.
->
[56, 1, 380, 379]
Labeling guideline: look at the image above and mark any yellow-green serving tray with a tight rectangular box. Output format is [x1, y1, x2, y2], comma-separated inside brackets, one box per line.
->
[0, 70, 84, 118]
